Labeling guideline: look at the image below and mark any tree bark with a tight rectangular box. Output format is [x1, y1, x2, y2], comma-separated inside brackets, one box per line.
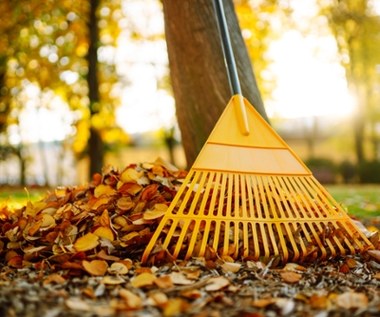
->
[87, 0, 104, 177]
[162, 0, 268, 167]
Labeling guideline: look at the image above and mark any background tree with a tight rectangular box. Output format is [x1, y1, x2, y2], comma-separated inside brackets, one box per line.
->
[162, 0, 269, 166]
[320, 0, 380, 164]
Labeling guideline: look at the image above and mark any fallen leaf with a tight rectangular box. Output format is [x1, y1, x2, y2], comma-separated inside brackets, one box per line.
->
[66, 298, 90, 311]
[367, 249, 380, 262]
[251, 298, 274, 308]
[93, 226, 114, 241]
[82, 260, 109, 276]
[74, 233, 99, 252]
[101, 276, 125, 285]
[43, 273, 66, 285]
[108, 262, 129, 275]
[221, 262, 241, 273]
[131, 272, 157, 288]
[283, 263, 307, 272]
[280, 271, 302, 284]
[309, 294, 328, 309]
[94, 184, 116, 198]
[120, 168, 143, 183]
[143, 204, 168, 220]
[119, 288, 142, 309]
[163, 298, 189, 317]
[41, 214, 56, 229]
[335, 292, 368, 309]
[154, 275, 174, 289]
[205, 276, 230, 291]
[169, 272, 193, 285]
[148, 292, 168, 307]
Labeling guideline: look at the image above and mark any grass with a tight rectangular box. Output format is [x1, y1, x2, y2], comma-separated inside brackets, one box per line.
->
[0, 184, 379, 225]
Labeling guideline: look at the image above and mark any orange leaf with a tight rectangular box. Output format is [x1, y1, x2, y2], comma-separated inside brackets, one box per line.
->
[82, 260, 109, 276]
[74, 233, 99, 252]
[118, 182, 142, 196]
[98, 210, 111, 227]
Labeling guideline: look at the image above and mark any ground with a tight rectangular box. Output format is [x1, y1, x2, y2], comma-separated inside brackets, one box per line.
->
[0, 161, 379, 317]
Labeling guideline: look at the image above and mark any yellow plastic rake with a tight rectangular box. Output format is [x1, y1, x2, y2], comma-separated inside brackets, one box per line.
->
[141, 0, 373, 263]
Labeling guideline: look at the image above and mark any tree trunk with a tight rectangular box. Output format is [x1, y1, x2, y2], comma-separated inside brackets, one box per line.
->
[162, 0, 268, 167]
[87, 0, 104, 177]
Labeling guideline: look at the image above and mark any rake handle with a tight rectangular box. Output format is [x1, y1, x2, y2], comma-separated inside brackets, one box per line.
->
[213, 0, 250, 135]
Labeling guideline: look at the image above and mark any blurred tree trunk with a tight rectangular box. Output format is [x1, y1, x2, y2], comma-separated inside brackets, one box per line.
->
[162, 0, 268, 167]
[87, 0, 104, 177]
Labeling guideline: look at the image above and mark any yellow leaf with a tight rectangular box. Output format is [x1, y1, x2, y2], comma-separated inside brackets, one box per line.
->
[74, 233, 99, 252]
[94, 184, 116, 198]
[119, 289, 142, 309]
[143, 206, 167, 220]
[41, 214, 56, 228]
[120, 168, 143, 183]
[131, 272, 157, 288]
[93, 227, 114, 241]
[82, 260, 108, 276]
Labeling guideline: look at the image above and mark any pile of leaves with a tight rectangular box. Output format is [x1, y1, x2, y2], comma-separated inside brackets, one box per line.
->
[0, 159, 379, 316]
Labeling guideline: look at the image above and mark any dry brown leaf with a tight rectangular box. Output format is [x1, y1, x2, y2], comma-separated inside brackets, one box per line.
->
[82, 260, 109, 276]
[131, 272, 157, 288]
[280, 271, 302, 284]
[74, 233, 99, 252]
[205, 276, 230, 291]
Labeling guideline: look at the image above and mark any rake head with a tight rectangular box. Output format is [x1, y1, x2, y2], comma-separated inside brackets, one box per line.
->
[141, 96, 373, 264]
